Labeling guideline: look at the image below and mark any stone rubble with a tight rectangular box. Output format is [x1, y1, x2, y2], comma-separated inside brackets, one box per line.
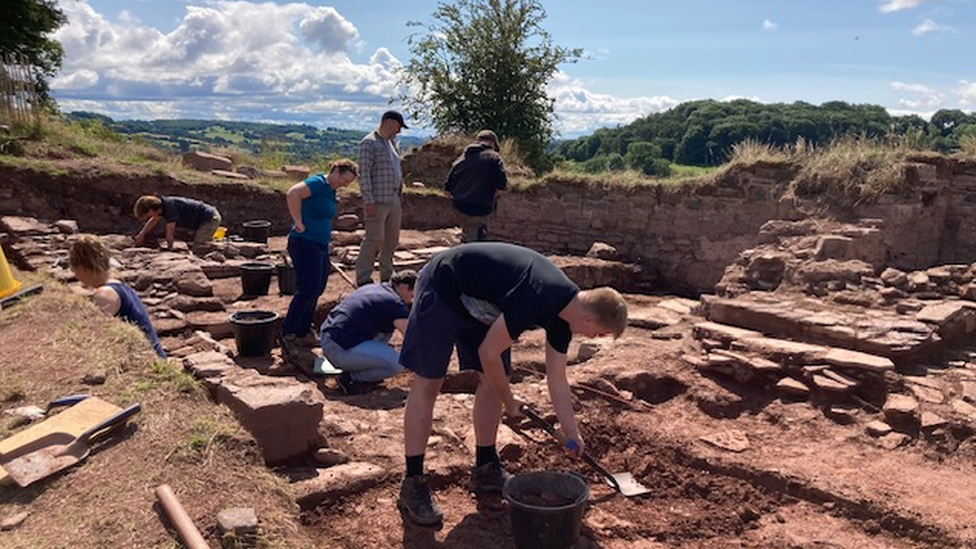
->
[9, 211, 976, 511]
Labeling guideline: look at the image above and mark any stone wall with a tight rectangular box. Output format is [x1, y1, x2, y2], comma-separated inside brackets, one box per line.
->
[3, 155, 976, 294]
[0, 164, 294, 237]
[487, 157, 976, 294]
[491, 164, 801, 293]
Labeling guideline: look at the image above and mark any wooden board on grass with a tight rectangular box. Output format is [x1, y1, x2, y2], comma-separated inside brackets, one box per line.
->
[0, 397, 122, 485]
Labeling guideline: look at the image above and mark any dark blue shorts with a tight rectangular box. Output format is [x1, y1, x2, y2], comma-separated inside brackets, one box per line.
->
[400, 267, 511, 379]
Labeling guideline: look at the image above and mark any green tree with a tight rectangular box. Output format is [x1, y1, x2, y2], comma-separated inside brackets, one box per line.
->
[625, 141, 671, 177]
[0, 0, 67, 109]
[606, 152, 625, 171]
[398, 0, 582, 173]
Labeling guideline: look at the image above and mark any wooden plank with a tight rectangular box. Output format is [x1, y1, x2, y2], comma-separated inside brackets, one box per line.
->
[0, 397, 122, 485]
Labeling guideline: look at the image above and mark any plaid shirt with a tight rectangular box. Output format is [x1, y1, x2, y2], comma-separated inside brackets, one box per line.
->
[358, 130, 403, 204]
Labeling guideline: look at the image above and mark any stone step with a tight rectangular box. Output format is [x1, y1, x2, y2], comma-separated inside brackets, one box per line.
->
[693, 321, 895, 374]
[700, 293, 976, 363]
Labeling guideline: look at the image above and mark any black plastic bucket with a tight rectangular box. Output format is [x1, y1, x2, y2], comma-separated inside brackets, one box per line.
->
[240, 262, 274, 296]
[242, 220, 271, 244]
[229, 310, 279, 357]
[503, 471, 589, 549]
[277, 263, 296, 295]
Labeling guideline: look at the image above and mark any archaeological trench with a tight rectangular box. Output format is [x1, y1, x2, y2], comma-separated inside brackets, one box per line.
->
[3, 151, 976, 547]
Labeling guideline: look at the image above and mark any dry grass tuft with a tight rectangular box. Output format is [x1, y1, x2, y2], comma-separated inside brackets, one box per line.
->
[959, 134, 976, 159]
[788, 136, 911, 203]
[728, 139, 792, 165]
[723, 136, 915, 204]
[0, 277, 319, 549]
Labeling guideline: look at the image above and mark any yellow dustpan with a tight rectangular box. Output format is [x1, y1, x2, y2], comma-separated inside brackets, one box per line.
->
[0, 245, 21, 300]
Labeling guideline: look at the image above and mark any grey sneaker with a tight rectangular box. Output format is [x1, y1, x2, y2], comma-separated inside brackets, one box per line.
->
[469, 461, 512, 494]
[398, 475, 443, 526]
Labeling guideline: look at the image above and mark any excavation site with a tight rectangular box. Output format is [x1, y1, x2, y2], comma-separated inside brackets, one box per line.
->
[2, 148, 976, 549]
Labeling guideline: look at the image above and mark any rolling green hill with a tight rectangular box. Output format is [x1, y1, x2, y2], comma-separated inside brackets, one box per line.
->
[64, 112, 426, 163]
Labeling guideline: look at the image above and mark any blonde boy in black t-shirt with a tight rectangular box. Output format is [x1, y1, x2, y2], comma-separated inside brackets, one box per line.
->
[395, 242, 628, 525]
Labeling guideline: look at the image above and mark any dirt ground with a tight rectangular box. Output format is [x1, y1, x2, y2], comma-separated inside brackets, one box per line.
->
[2, 230, 976, 549]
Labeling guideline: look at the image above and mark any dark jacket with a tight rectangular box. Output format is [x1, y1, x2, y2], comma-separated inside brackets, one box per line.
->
[444, 143, 507, 216]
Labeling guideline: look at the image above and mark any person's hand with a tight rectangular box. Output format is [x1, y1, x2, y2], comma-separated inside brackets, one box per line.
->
[293, 221, 305, 233]
[504, 397, 525, 420]
[564, 434, 586, 458]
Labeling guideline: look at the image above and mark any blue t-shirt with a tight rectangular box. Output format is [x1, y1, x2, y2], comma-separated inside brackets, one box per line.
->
[321, 282, 410, 349]
[107, 282, 166, 358]
[289, 173, 336, 245]
[161, 196, 218, 230]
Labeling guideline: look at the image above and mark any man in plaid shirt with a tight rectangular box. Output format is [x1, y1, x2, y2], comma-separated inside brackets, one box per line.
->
[355, 110, 408, 286]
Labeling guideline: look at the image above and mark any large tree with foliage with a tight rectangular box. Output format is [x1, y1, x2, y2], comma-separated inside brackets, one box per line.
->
[0, 0, 67, 110]
[397, 0, 581, 173]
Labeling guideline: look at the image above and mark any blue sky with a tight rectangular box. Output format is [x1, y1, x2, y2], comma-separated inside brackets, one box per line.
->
[49, 0, 976, 138]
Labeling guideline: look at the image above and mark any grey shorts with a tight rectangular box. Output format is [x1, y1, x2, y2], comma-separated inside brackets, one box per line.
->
[399, 267, 511, 379]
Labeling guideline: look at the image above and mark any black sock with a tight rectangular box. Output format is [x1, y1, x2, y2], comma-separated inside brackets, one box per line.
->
[475, 445, 498, 468]
[405, 454, 425, 477]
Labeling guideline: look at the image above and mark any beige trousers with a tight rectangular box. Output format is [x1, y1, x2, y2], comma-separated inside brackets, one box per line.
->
[355, 198, 402, 286]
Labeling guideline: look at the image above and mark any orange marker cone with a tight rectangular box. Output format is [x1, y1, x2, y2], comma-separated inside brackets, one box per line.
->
[0, 245, 22, 300]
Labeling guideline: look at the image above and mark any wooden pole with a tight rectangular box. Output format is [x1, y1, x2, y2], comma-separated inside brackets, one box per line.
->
[330, 259, 357, 289]
[155, 484, 211, 549]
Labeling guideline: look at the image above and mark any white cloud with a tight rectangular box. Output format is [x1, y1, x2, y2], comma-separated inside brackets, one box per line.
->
[911, 18, 952, 35]
[958, 81, 976, 106]
[50, 0, 403, 131]
[547, 72, 679, 137]
[51, 69, 99, 90]
[879, 0, 960, 13]
[299, 7, 359, 54]
[762, 19, 778, 31]
[879, 0, 925, 13]
[890, 81, 944, 110]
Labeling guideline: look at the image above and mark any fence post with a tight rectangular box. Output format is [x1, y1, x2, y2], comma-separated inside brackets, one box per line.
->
[0, 53, 40, 127]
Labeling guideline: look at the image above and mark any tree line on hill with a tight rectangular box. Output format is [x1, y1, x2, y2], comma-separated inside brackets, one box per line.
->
[553, 99, 976, 176]
[65, 112, 424, 162]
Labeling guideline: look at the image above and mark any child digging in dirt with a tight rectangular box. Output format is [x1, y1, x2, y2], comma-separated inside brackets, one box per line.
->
[397, 242, 628, 526]
[69, 234, 166, 358]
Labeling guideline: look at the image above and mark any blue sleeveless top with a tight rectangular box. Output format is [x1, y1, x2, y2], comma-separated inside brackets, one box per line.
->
[107, 282, 166, 358]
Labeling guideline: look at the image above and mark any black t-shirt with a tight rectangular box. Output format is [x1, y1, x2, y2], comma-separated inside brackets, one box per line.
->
[428, 242, 578, 352]
[161, 196, 217, 230]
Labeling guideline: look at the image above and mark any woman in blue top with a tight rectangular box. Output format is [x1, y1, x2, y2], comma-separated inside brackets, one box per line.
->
[281, 158, 359, 346]
[68, 234, 166, 358]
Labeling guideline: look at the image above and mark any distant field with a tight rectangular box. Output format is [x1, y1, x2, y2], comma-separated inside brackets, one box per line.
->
[64, 111, 426, 164]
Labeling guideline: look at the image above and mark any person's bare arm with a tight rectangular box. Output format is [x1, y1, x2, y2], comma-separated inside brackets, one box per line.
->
[164, 222, 177, 249]
[393, 317, 408, 335]
[545, 341, 584, 455]
[478, 314, 519, 416]
[134, 215, 160, 245]
[286, 182, 312, 233]
[92, 285, 122, 316]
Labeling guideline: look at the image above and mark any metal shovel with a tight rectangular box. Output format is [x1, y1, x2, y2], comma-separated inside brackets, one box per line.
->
[1, 403, 141, 487]
[520, 405, 651, 497]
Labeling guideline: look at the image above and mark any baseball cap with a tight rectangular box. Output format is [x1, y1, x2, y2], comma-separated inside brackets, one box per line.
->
[382, 110, 408, 129]
[476, 130, 499, 144]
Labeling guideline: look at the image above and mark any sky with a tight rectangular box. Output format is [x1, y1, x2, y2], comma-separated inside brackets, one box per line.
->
[48, 0, 976, 139]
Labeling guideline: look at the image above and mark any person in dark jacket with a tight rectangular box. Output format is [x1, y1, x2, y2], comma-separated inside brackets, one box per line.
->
[445, 130, 508, 242]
